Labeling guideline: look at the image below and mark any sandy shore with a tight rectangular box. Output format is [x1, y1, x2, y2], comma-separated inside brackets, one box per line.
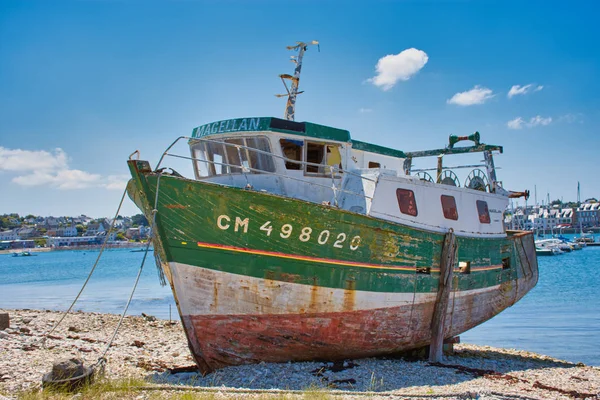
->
[0, 309, 599, 399]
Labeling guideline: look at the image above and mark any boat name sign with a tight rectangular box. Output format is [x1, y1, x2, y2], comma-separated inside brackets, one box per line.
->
[192, 117, 269, 138]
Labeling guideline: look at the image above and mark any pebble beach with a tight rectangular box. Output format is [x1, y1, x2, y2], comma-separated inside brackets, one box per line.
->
[0, 309, 599, 399]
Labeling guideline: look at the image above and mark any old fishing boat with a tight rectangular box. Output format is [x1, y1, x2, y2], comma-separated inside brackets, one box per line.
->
[127, 41, 538, 373]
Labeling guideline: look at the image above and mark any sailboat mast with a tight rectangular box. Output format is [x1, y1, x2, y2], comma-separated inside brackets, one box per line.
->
[277, 41, 319, 121]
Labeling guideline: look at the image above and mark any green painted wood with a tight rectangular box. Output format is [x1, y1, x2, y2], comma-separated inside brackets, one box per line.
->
[351, 140, 407, 158]
[127, 165, 523, 294]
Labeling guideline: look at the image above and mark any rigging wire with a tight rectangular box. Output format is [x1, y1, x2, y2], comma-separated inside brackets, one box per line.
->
[95, 174, 162, 374]
[40, 188, 128, 344]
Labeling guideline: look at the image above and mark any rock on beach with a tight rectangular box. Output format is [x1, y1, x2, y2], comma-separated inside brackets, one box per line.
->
[0, 308, 599, 399]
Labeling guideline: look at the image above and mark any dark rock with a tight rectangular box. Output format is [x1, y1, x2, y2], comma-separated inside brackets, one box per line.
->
[141, 313, 157, 322]
[43, 358, 93, 391]
[133, 340, 145, 348]
[19, 327, 31, 334]
[0, 313, 9, 330]
[68, 326, 81, 333]
[51, 358, 86, 380]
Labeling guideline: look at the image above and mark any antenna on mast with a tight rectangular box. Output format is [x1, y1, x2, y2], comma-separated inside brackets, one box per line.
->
[275, 40, 319, 121]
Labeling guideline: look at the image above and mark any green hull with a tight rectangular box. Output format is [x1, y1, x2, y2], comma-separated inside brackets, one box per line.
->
[127, 160, 538, 372]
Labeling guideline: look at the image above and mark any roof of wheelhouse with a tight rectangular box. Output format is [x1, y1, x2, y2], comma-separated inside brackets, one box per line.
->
[191, 116, 407, 158]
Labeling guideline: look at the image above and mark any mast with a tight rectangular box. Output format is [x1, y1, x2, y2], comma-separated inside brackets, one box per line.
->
[276, 40, 319, 121]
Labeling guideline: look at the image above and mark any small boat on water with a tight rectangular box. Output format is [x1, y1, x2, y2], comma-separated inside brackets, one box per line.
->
[535, 247, 563, 256]
[12, 251, 34, 257]
[535, 238, 574, 253]
[126, 42, 538, 373]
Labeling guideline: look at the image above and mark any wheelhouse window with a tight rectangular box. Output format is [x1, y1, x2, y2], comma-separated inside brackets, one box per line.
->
[306, 142, 342, 175]
[396, 189, 418, 217]
[246, 137, 275, 173]
[280, 139, 342, 176]
[476, 200, 491, 224]
[192, 136, 274, 177]
[280, 139, 303, 170]
[306, 142, 325, 173]
[441, 195, 458, 220]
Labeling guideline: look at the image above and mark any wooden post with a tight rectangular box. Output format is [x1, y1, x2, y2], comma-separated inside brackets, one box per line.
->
[429, 229, 456, 362]
[0, 312, 9, 330]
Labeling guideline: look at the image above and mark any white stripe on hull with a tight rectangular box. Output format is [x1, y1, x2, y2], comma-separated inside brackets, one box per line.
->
[169, 261, 505, 317]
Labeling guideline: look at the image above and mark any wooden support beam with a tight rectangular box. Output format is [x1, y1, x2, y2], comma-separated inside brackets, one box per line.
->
[0, 313, 9, 330]
[429, 229, 456, 363]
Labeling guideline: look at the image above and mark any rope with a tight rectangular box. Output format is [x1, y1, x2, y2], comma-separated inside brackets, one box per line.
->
[40, 188, 129, 345]
[94, 174, 162, 374]
[89, 385, 543, 400]
[94, 233, 153, 374]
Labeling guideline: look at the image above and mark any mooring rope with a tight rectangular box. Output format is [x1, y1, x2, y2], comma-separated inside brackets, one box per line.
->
[40, 188, 129, 344]
[94, 174, 162, 374]
[94, 230, 153, 374]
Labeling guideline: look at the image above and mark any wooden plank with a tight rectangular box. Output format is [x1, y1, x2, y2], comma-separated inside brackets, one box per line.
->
[0, 313, 9, 330]
[429, 229, 456, 363]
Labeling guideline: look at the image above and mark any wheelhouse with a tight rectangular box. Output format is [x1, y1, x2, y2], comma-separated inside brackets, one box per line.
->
[186, 116, 515, 238]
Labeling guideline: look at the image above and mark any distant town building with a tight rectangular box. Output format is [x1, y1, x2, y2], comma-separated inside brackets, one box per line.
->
[16, 227, 40, 239]
[51, 225, 78, 237]
[85, 222, 106, 236]
[573, 203, 600, 228]
[46, 236, 103, 247]
[125, 226, 149, 240]
[0, 230, 18, 241]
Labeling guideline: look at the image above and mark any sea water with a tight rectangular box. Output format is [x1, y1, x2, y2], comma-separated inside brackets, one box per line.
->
[0, 248, 175, 320]
[462, 234, 600, 366]
[1, 237, 599, 366]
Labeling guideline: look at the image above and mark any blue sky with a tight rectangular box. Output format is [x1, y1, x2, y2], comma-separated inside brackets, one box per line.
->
[1, 1, 598, 217]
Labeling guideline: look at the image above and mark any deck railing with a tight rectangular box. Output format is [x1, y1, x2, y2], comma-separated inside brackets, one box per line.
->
[154, 136, 377, 207]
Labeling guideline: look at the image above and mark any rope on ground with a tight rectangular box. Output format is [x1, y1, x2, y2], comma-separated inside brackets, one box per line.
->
[110, 385, 544, 399]
[39, 188, 129, 346]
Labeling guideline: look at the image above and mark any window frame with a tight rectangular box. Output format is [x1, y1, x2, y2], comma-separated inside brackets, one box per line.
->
[441, 195, 459, 220]
[476, 200, 491, 224]
[280, 138, 304, 171]
[303, 140, 343, 177]
[396, 188, 418, 217]
[191, 135, 274, 177]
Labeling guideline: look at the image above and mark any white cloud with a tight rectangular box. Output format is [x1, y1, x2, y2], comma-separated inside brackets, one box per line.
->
[103, 175, 130, 191]
[447, 85, 495, 106]
[368, 48, 428, 91]
[529, 115, 552, 127]
[507, 83, 543, 98]
[558, 113, 583, 124]
[507, 115, 552, 130]
[507, 117, 525, 130]
[0, 146, 126, 190]
[13, 170, 102, 189]
[0, 147, 68, 172]
[358, 108, 372, 113]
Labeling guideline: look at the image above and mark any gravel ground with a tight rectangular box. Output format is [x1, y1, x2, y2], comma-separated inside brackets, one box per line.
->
[0, 309, 599, 399]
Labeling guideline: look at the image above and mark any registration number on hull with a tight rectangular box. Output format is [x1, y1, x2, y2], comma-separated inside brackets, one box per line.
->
[217, 215, 361, 251]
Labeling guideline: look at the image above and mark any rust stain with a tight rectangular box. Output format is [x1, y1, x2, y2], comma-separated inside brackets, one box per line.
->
[278, 273, 303, 284]
[210, 281, 219, 312]
[308, 277, 319, 313]
[165, 204, 186, 209]
[342, 280, 356, 312]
